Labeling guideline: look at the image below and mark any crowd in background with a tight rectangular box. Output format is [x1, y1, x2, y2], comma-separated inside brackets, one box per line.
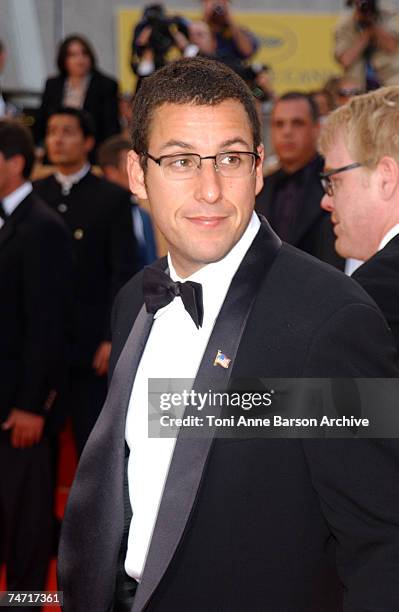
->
[2, 0, 399, 605]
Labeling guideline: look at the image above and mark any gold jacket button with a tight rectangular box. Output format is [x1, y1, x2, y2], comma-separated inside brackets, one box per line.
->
[74, 228, 84, 240]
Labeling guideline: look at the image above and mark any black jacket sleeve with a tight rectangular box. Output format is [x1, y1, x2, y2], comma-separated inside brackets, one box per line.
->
[16, 216, 74, 415]
[302, 302, 399, 611]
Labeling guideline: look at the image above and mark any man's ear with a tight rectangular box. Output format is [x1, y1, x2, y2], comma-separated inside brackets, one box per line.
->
[377, 156, 399, 200]
[127, 150, 148, 199]
[84, 136, 96, 155]
[8, 154, 25, 179]
[255, 143, 264, 196]
[102, 165, 118, 183]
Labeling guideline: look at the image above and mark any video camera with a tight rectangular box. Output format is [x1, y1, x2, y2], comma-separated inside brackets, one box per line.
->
[132, 4, 189, 69]
[347, 0, 379, 27]
[358, 0, 378, 18]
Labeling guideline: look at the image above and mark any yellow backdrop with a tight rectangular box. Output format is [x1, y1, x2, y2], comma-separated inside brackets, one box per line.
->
[117, 9, 343, 95]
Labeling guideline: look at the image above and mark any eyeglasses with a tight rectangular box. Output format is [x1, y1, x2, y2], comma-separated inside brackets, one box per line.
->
[143, 151, 260, 180]
[319, 162, 364, 197]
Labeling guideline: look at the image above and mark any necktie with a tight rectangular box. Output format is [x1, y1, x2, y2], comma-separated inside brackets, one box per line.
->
[0, 200, 7, 222]
[143, 265, 204, 329]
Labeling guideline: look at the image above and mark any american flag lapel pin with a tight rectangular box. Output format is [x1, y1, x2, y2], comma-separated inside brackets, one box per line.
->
[213, 350, 231, 369]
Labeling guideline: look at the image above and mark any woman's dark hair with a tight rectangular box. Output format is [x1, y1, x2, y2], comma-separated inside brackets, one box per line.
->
[131, 57, 262, 164]
[57, 35, 97, 76]
[0, 120, 35, 179]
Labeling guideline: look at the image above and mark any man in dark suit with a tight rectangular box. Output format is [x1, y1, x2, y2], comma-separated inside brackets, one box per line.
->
[59, 59, 399, 612]
[320, 85, 399, 352]
[256, 92, 343, 269]
[97, 135, 158, 267]
[0, 120, 73, 597]
[34, 108, 139, 454]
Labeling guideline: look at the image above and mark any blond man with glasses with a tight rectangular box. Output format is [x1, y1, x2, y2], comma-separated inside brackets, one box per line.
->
[320, 85, 399, 351]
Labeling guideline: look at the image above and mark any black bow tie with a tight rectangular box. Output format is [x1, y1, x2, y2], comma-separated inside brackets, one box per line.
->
[0, 200, 7, 222]
[143, 265, 204, 329]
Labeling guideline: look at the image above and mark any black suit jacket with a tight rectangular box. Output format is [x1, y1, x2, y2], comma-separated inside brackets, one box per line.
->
[353, 235, 399, 352]
[0, 191, 74, 433]
[256, 155, 344, 270]
[34, 69, 120, 147]
[59, 220, 399, 611]
[34, 172, 139, 367]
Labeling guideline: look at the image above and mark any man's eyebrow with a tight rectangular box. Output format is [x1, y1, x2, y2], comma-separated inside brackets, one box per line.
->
[158, 137, 253, 153]
[219, 137, 252, 150]
[159, 140, 194, 152]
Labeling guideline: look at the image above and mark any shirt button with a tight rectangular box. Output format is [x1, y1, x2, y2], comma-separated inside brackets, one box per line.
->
[58, 203, 68, 213]
[74, 228, 84, 240]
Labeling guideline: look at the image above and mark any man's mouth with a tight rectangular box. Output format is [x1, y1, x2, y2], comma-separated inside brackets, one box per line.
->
[186, 216, 227, 227]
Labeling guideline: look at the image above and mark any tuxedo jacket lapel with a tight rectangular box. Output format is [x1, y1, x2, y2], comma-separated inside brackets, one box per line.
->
[132, 219, 282, 612]
[58, 306, 153, 612]
[0, 220, 15, 250]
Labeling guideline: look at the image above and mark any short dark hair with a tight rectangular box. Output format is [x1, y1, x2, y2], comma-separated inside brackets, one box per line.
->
[46, 107, 95, 138]
[97, 135, 131, 169]
[276, 91, 320, 123]
[131, 57, 262, 163]
[56, 35, 96, 76]
[0, 120, 35, 179]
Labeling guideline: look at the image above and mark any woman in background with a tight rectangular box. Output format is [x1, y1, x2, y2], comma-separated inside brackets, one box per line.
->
[35, 35, 120, 153]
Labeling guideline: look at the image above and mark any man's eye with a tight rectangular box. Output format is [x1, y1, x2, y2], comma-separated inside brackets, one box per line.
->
[166, 157, 195, 170]
[219, 154, 241, 167]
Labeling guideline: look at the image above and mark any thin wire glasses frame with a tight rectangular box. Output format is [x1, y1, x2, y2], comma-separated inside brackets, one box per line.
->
[144, 151, 261, 180]
[319, 162, 364, 197]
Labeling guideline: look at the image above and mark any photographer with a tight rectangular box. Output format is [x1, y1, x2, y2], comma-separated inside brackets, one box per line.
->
[131, 4, 194, 82]
[335, 0, 399, 89]
[201, 0, 259, 66]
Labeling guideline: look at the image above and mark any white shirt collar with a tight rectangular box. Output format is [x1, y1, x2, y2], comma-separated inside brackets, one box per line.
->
[378, 223, 399, 251]
[55, 162, 91, 195]
[2, 181, 33, 216]
[155, 212, 261, 323]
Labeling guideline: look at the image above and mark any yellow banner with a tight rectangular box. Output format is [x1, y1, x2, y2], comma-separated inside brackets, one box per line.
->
[117, 9, 342, 95]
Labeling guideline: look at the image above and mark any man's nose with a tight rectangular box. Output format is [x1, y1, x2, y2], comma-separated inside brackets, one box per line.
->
[194, 159, 223, 204]
[321, 192, 334, 212]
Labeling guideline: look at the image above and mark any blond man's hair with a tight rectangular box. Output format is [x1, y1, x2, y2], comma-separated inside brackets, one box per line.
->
[319, 86, 399, 168]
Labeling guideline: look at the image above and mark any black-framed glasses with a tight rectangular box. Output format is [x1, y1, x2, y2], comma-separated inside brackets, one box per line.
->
[144, 151, 261, 180]
[319, 162, 364, 197]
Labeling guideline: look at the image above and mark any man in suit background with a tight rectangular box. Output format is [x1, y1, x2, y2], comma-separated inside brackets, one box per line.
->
[0, 120, 73, 600]
[256, 92, 343, 269]
[59, 58, 399, 612]
[97, 135, 158, 267]
[320, 85, 399, 352]
[34, 108, 140, 454]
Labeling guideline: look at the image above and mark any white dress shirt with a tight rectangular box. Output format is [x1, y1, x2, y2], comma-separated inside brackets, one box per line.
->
[378, 223, 399, 251]
[0, 182, 32, 229]
[54, 162, 90, 195]
[124, 212, 261, 581]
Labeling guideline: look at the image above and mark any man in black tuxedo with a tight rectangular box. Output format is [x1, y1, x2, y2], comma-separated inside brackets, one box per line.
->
[256, 92, 344, 269]
[0, 120, 73, 597]
[59, 59, 399, 612]
[320, 85, 399, 352]
[34, 108, 139, 454]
